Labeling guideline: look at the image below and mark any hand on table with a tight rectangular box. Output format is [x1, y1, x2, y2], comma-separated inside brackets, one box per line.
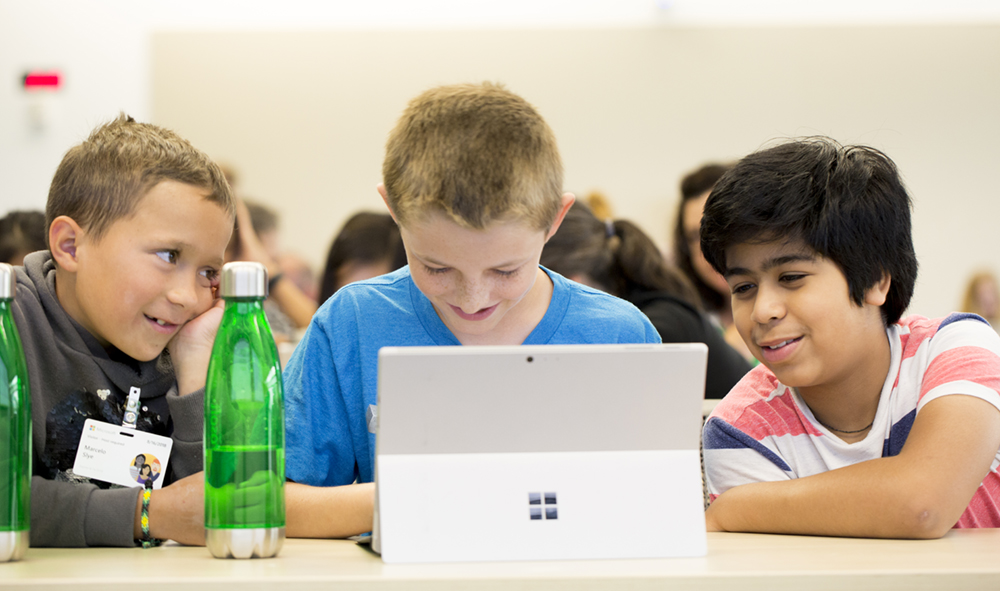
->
[136, 471, 206, 546]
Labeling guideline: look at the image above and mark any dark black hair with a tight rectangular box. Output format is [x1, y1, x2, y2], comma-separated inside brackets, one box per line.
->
[0, 210, 48, 263]
[318, 212, 407, 304]
[700, 137, 917, 325]
[672, 163, 732, 312]
[541, 202, 699, 306]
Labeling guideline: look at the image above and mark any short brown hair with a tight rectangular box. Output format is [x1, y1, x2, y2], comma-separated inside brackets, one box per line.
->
[382, 82, 563, 231]
[46, 113, 234, 239]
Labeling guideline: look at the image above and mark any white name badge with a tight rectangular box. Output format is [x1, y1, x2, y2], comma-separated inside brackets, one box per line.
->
[72, 419, 173, 489]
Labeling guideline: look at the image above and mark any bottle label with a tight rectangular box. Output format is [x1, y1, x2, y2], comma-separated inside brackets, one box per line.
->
[72, 419, 173, 489]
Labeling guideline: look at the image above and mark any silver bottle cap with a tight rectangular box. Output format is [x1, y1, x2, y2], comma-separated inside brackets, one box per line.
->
[0, 263, 14, 300]
[220, 261, 268, 298]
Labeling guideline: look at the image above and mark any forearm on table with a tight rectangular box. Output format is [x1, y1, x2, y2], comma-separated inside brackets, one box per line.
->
[707, 459, 947, 538]
[133, 472, 206, 546]
[708, 395, 1000, 539]
[32, 476, 142, 547]
[133, 496, 192, 544]
[285, 482, 374, 539]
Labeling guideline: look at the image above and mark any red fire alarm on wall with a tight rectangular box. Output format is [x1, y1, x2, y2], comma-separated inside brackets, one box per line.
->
[22, 71, 62, 91]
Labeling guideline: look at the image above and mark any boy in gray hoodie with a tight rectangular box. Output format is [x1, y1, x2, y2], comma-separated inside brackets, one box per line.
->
[13, 114, 234, 547]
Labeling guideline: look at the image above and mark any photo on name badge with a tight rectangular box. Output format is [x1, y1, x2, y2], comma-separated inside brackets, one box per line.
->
[128, 453, 162, 486]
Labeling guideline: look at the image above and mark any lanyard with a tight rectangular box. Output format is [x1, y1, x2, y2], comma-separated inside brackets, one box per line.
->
[122, 386, 141, 429]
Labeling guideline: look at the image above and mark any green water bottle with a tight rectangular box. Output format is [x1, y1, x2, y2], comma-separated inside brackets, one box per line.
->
[0, 263, 30, 562]
[205, 262, 285, 559]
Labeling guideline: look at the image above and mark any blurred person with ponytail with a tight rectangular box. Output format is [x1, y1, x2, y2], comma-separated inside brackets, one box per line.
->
[673, 163, 753, 361]
[541, 202, 751, 399]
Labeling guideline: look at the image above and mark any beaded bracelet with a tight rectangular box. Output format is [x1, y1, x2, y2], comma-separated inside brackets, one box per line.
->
[140, 486, 163, 549]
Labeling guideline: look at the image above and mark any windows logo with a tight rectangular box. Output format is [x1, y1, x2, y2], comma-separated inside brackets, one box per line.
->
[528, 492, 558, 520]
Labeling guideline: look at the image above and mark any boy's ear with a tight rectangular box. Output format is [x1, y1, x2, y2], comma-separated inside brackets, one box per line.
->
[544, 193, 576, 242]
[49, 216, 84, 272]
[377, 184, 398, 224]
[865, 273, 892, 307]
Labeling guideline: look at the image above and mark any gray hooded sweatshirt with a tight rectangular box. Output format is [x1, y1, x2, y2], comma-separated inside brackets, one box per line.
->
[13, 251, 204, 547]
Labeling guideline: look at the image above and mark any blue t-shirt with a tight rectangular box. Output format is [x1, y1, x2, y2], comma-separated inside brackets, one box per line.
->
[283, 266, 659, 486]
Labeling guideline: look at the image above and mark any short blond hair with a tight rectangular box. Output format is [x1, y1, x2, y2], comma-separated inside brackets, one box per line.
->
[46, 113, 234, 239]
[382, 82, 564, 231]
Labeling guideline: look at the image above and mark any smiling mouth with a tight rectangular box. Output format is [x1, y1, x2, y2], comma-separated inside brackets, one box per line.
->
[145, 314, 177, 329]
[761, 337, 802, 350]
[450, 303, 499, 321]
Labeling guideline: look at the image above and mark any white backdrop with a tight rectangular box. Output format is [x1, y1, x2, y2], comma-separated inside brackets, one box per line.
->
[152, 25, 1000, 318]
[3, 1, 1000, 317]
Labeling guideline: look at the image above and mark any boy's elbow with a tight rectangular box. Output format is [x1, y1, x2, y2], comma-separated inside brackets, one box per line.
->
[899, 509, 950, 539]
[894, 495, 957, 539]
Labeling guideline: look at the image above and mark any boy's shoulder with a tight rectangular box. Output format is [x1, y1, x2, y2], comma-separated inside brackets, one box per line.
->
[893, 313, 1000, 408]
[13, 251, 55, 317]
[894, 312, 993, 337]
[320, 267, 412, 308]
[312, 266, 421, 337]
[706, 365, 799, 437]
[547, 267, 633, 311]
[544, 269, 659, 344]
[892, 313, 999, 362]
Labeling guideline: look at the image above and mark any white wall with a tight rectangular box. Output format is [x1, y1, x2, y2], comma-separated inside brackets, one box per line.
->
[3, 0, 1000, 317]
[152, 25, 1000, 318]
[6, 0, 1000, 211]
[0, 1, 150, 211]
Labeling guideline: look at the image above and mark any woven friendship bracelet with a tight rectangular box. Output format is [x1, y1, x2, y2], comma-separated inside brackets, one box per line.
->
[140, 487, 163, 549]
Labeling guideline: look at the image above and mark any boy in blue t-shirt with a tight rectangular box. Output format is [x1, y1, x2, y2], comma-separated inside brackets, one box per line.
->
[283, 82, 659, 538]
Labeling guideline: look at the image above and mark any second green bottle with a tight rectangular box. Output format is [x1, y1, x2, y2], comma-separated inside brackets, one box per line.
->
[204, 261, 285, 559]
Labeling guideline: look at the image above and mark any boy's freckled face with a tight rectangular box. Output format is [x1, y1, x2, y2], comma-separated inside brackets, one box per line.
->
[67, 180, 232, 361]
[724, 239, 887, 395]
[400, 211, 549, 342]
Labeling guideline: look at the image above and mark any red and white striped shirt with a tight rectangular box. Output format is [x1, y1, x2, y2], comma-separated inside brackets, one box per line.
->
[704, 314, 1000, 528]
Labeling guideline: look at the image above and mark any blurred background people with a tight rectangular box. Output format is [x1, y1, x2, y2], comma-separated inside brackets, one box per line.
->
[278, 252, 320, 302]
[226, 199, 318, 342]
[541, 202, 751, 399]
[584, 190, 614, 222]
[244, 200, 320, 302]
[672, 163, 753, 362]
[318, 211, 407, 305]
[0, 210, 47, 265]
[962, 270, 1000, 329]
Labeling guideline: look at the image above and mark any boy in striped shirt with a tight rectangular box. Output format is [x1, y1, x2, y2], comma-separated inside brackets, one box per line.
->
[700, 137, 1000, 537]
